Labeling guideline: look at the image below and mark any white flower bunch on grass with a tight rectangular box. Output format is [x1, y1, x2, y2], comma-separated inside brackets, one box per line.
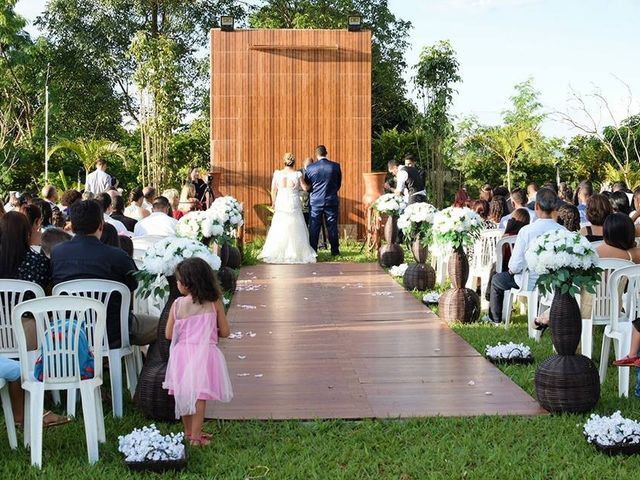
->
[432, 207, 483, 250]
[118, 424, 185, 462]
[389, 263, 408, 277]
[176, 211, 224, 243]
[207, 196, 244, 237]
[397, 203, 437, 245]
[525, 230, 601, 296]
[135, 237, 221, 299]
[584, 411, 640, 446]
[485, 342, 531, 359]
[373, 193, 406, 217]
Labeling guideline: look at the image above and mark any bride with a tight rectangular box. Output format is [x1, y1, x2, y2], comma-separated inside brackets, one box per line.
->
[259, 153, 317, 264]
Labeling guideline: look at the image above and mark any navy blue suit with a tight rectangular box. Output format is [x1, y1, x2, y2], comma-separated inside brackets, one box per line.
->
[304, 157, 342, 255]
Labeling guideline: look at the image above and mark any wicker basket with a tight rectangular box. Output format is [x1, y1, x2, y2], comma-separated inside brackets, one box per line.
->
[487, 355, 534, 365]
[226, 246, 242, 269]
[591, 440, 640, 456]
[535, 354, 600, 413]
[550, 290, 582, 355]
[403, 263, 436, 291]
[411, 239, 428, 264]
[217, 266, 238, 293]
[383, 215, 399, 244]
[447, 246, 469, 289]
[378, 243, 404, 268]
[126, 451, 187, 473]
[438, 287, 480, 323]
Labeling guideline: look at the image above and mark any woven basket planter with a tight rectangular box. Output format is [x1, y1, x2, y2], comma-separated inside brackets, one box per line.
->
[550, 291, 582, 355]
[403, 263, 436, 291]
[378, 216, 404, 268]
[438, 246, 480, 323]
[226, 246, 242, 269]
[218, 266, 238, 293]
[135, 276, 181, 421]
[411, 239, 428, 264]
[535, 354, 600, 413]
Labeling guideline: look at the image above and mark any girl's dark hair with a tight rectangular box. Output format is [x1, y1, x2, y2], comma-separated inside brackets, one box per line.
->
[610, 191, 631, 215]
[40, 227, 72, 257]
[556, 204, 580, 232]
[472, 199, 490, 219]
[129, 188, 144, 204]
[175, 257, 221, 304]
[31, 199, 52, 227]
[118, 235, 134, 257]
[100, 223, 120, 248]
[21, 203, 42, 229]
[61, 189, 82, 208]
[488, 197, 505, 223]
[586, 194, 612, 226]
[0, 211, 31, 278]
[504, 208, 530, 236]
[453, 189, 470, 208]
[603, 213, 635, 251]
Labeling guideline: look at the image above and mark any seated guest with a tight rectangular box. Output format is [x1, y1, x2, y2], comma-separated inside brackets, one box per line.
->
[558, 182, 573, 204]
[489, 188, 564, 323]
[41, 185, 62, 223]
[453, 188, 470, 208]
[556, 204, 580, 232]
[118, 235, 134, 257]
[124, 188, 150, 220]
[486, 198, 505, 229]
[82, 191, 95, 201]
[21, 203, 44, 246]
[596, 213, 640, 263]
[40, 227, 72, 258]
[51, 200, 156, 347]
[162, 188, 183, 220]
[100, 223, 121, 248]
[133, 196, 178, 237]
[141, 186, 156, 212]
[0, 211, 51, 289]
[97, 193, 127, 235]
[526, 182, 539, 209]
[580, 194, 612, 241]
[31, 198, 53, 229]
[610, 190, 632, 215]
[178, 183, 202, 214]
[472, 200, 491, 228]
[575, 181, 593, 224]
[110, 193, 137, 232]
[630, 187, 640, 223]
[61, 189, 82, 220]
[479, 184, 493, 202]
[499, 188, 536, 228]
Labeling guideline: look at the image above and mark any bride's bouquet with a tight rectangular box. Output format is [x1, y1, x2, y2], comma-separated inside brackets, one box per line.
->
[134, 237, 221, 299]
[176, 211, 225, 243]
[525, 230, 601, 296]
[207, 196, 244, 237]
[432, 207, 483, 250]
[373, 193, 406, 217]
[397, 202, 437, 246]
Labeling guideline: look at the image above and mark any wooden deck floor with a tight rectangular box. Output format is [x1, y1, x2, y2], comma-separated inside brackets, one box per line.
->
[205, 263, 545, 419]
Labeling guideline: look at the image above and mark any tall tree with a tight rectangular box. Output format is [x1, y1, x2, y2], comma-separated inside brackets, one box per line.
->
[413, 40, 460, 207]
[250, 0, 416, 135]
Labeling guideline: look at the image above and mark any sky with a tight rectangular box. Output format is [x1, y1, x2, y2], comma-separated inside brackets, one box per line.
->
[15, 0, 640, 138]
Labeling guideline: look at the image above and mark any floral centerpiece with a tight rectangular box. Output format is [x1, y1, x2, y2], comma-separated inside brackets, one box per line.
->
[372, 193, 406, 217]
[176, 211, 225, 243]
[134, 237, 221, 300]
[525, 230, 601, 296]
[207, 196, 244, 238]
[432, 207, 483, 250]
[398, 202, 437, 246]
[584, 411, 640, 454]
[485, 342, 533, 364]
[389, 263, 408, 277]
[118, 424, 186, 471]
[529, 230, 602, 413]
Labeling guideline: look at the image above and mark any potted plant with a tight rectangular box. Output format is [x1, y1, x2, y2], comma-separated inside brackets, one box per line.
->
[433, 207, 483, 323]
[526, 229, 602, 413]
[373, 193, 407, 268]
[398, 202, 437, 291]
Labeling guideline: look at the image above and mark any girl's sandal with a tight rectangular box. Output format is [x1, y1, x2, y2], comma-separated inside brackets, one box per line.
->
[189, 435, 211, 446]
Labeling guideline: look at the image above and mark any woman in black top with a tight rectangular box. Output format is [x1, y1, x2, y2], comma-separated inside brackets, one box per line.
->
[580, 194, 612, 242]
[0, 211, 51, 289]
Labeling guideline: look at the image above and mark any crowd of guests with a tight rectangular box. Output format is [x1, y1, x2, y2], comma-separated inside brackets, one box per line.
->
[0, 160, 213, 428]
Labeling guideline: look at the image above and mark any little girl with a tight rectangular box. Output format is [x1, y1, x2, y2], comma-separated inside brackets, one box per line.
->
[163, 257, 233, 446]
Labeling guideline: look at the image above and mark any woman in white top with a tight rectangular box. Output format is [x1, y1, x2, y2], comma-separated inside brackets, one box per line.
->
[124, 188, 150, 220]
[259, 153, 316, 264]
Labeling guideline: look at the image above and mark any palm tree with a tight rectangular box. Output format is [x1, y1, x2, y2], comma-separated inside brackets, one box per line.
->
[49, 138, 126, 190]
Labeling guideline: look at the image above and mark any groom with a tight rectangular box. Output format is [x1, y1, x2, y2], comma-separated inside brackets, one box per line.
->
[304, 145, 342, 256]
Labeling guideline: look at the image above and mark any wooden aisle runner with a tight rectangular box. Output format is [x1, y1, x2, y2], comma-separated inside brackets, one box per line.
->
[205, 263, 545, 419]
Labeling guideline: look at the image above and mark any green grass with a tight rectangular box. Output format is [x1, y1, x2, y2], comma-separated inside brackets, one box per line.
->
[4, 262, 640, 478]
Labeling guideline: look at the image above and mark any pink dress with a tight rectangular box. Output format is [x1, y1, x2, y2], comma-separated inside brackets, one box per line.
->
[163, 297, 233, 418]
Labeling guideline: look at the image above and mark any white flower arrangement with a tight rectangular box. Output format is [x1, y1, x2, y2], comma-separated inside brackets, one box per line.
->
[207, 196, 244, 237]
[389, 263, 408, 277]
[422, 291, 441, 304]
[397, 202, 437, 246]
[176, 211, 225, 243]
[135, 236, 221, 299]
[584, 411, 640, 446]
[485, 342, 532, 360]
[373, 193, 406, 217]
[432, 207, 483, 250]
[524, 230, 601, 296]
[118, 424, 185, 463]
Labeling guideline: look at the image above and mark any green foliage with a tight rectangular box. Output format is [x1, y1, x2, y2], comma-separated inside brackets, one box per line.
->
[371, 127, 427, 172]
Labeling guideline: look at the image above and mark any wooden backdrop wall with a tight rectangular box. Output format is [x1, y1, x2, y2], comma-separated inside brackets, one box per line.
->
[210, 29, 372, 239]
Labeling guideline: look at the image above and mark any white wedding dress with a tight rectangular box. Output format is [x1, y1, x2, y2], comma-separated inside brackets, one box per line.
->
[259, 170, 317, 264]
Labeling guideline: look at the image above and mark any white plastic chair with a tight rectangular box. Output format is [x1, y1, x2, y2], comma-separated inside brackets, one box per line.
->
[599, 265, 640, 397]
[0, 280, 46, 358]
[0, 377, 17, 449]
[53, 280, 139, 418]
[467, 229, 503, 309]
[13, 296, 106, 467]
[581, 258, 635, 358]
[590, 240, 604, 248]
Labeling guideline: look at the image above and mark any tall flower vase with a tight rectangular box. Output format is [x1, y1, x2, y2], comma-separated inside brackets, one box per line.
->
[378, 215, 404, 268]
[363, 172, 386, 253]
[437, 246, 480, 323]
[135, 276, 183, 421]
[403, 238, 436, 291]
[535, 290, 600, 413]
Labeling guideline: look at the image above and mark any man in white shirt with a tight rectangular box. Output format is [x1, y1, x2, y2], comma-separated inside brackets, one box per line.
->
[499, 188, 536, 228]
[133, 196, 177, 237]
[85, 159, 113, 195]
[97, 192, 128, 235]
[387, 159, 426, 204]
[489, 188, 565, 323]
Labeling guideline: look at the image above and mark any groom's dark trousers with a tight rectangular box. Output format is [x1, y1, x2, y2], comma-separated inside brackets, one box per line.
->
[310, 206, 339, 255]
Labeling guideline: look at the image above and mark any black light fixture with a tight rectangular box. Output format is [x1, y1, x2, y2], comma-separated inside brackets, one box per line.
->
[220, 15, 234, 31]
[347, 14, 362, 32]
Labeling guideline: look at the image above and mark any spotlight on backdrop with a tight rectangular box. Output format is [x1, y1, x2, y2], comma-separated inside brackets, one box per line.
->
[347, 14, 362, 32]
[220, 16, 235, 32]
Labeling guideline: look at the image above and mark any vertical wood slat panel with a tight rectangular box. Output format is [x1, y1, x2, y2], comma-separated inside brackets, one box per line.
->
[211, 29, 372, 239]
